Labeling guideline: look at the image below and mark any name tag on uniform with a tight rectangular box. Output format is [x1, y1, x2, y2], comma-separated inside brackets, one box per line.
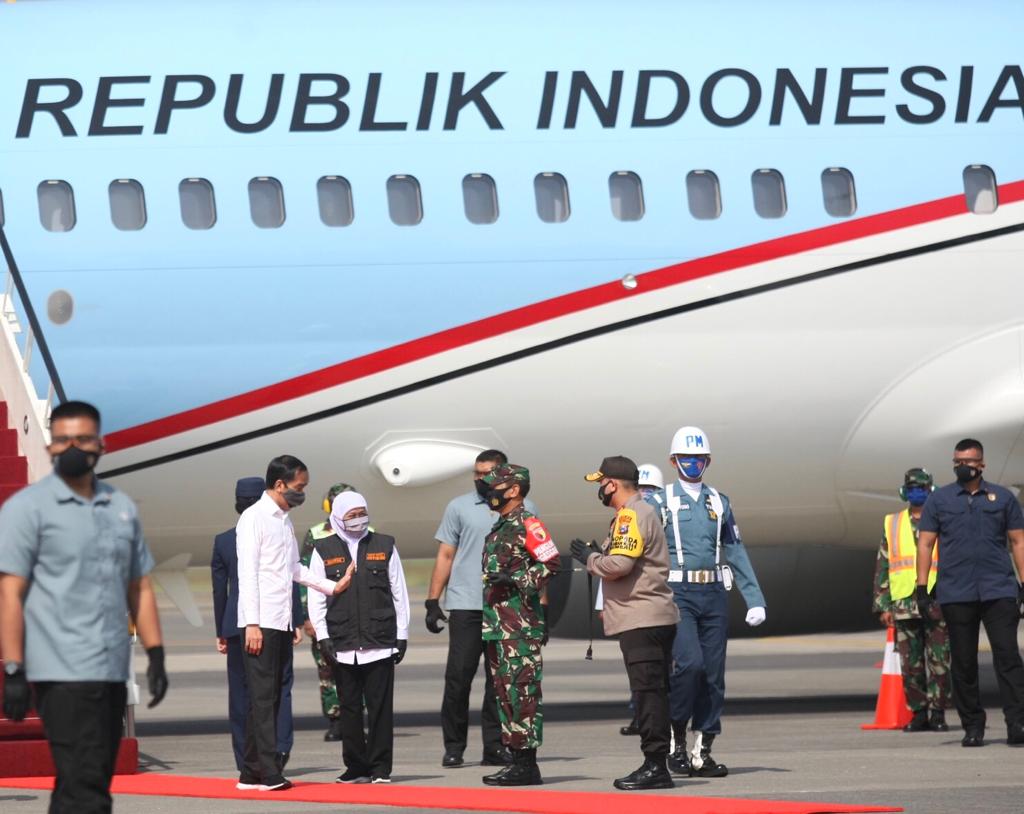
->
[668, 569, 684, 583]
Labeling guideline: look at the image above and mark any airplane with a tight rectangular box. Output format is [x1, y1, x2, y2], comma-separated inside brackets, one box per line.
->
[1, 0, 1023, 636]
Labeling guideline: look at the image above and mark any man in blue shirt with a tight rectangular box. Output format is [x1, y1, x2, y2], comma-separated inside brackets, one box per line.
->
[212, 477, 303, 773]
[916, 438, 1024, 747]
[647, 426, 766, 778]
[0, 401, 167, 813]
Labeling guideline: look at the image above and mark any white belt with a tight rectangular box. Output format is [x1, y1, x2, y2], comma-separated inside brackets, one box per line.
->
[685, 568, 720, 584]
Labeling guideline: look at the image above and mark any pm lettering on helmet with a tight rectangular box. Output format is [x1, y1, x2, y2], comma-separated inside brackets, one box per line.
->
[687, 434, 705, 449]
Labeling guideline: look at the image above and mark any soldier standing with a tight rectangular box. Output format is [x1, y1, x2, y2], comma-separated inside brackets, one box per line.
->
[478, 464, 559, 786]
[300, 482, 355, 741]
[572, 456, 679, 790]
[871, 468, 951, 732]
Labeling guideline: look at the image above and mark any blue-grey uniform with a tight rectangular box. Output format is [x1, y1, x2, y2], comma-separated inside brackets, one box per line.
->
[648, 481, 765, 734]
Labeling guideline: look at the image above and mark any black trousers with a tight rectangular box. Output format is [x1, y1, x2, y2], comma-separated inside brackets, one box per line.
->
[334, 656, 395, 778]
[35, 681, 126, 814]
[619, 624, 675, 759]
[941, 598, 1024, 733]
[241, 627, 290, 784]
[441, 609, 502, 755]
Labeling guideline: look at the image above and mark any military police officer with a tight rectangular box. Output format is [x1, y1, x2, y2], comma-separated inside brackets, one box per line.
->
[648, 426, 766, 778]
[300, 482, 356, 741]
[573, 456, 679, 790]
[871, 468, 951, 732]
[478, 464, 559, 786]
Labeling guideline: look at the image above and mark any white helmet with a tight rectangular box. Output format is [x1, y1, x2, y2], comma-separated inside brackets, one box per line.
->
[670, 426, 711, 456]
[637, 463, 664, 490]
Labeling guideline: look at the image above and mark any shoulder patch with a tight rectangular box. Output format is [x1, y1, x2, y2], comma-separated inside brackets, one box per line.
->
[608, 508, 643, 558]
[524, 517, 558, 563]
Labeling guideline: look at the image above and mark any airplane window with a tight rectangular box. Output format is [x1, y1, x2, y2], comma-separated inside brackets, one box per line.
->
[38, 181, 76, 233]
[462, 174, 499, 225]
[821, 168, 856, 217]
[751, 169, 787, 219]
[535, 172, 570, 223]
[609, 171, 644, 222]
[0, 188, 5, 227]
[387, 175, 423, 226]
[249, 177, 286, 229]
[686, 170, 722, 220]
[109, 179, 147, 231]
[963, 165, 998, 214]
[179, 178, 217, 230]
[317, 176, 354, 227]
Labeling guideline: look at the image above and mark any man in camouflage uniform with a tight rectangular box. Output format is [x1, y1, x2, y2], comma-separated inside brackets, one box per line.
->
[300, 482, 355, 741]
[479, 464, 559, 786]
[872, 467, 951, 731]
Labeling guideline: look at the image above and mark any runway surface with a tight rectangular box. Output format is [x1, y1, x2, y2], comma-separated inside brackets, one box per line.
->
[2, 570, 1020, 814]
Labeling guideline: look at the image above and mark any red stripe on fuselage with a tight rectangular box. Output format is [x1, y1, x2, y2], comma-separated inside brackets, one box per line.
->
[104, 181, 1024, 453]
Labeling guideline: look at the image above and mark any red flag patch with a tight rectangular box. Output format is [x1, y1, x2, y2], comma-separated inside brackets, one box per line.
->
[524, 517, 558, 563]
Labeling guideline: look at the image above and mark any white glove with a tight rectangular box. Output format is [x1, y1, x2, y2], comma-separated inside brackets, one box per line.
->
[745, 606, 766, 626]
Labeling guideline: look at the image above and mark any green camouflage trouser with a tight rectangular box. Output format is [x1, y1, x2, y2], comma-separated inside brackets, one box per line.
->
[895, 615, 951, 712]
[486, 638, 543, 750]
[311, 639, 340, 719]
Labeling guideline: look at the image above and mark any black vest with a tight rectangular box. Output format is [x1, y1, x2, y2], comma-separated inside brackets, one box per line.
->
[314, 531, 397, 650]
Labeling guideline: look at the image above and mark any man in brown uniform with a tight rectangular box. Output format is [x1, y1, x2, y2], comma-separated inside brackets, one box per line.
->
[571, 456, 680, 791]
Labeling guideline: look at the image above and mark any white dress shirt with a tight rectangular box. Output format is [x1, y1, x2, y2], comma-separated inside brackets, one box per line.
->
[308, 536, 410, 665]
[236, 492, 337, 631]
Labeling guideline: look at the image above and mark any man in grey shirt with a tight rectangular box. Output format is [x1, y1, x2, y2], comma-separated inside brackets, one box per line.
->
[0, 401, 167, 814]
[424, 449, 538, 768]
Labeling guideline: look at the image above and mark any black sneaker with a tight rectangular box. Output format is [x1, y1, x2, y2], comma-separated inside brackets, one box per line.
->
[903, 711, 929, 732]
[336, 768, 370, 784]
[613, 758, 674, 791]
[262, 779, 292, 791]
[929, 710, 949, 732]
[442, 751, 465, 768]
[370, 775, 392, 784]
[235, 776, 261, 791]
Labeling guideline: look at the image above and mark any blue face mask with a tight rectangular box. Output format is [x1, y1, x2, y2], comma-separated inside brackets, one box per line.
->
[905, 486, 929, 506]
[675, 456, 707, 481]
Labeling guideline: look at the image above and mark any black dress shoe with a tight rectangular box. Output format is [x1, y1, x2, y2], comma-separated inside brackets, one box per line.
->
[929, 710, 949, 732]
[442, 751, 465, 768]
[619, 719, 641, 736]
[482, 748, 542, 786]
[613, 758, 674, 791]
[961, 731, 984, 747]
[903, 711, 929, 732]
[1007, 722, 1024, 745]
[481, 747, 513, 766]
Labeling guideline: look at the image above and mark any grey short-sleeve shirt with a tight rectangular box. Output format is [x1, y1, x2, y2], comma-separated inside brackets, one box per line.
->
[0, 473, 155, 681]
[435, 492, 537, 611]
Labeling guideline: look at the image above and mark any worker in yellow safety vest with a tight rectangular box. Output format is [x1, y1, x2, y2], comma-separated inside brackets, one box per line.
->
[872, 467, 952, 732]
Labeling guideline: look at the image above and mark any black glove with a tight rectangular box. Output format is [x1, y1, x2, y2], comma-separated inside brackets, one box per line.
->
[424, 598, 447, 634]
[484, 571, 515, 588]
[2, 665, 30, 722]
[570, 538, 601, 566]
[915, 585, 935, 618]
[393, 639, 408, 665]
[145, 645, 168, 709]
[318, 638, 336, 664]
[1018, 583, 1024, 619]
[539, 621, 549, 647]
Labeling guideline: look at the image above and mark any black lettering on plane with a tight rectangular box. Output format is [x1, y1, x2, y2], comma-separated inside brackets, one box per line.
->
[955, 66, 974, 123]
[89, 76, 150, 136]
[537, 71, 558, 129]
[16, 78, 83, 138]
[290, 74, 350, 132]
[769, 68, 826, 125]
[564, 71, 622, 128]
[225, 74, 284, 134]
[896, 67, 946, 124]
[835, 67, 888, 124]
[416, 72, 439, 130]
[443, 71, 504, 130]
[701, 68, 761, 127]
[977, 65, 1024, 122]
[630, 70, 689, 127]
[360, 73, 407, 131]
[155, 75, 216, 135]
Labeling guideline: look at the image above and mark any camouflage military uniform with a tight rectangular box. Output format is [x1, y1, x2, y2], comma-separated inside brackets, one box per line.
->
[872, 515, 951, 712]
[481, 468, 559, 751]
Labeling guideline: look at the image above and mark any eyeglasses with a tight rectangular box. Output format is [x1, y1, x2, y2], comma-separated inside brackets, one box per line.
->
[50, 434, 100, 447]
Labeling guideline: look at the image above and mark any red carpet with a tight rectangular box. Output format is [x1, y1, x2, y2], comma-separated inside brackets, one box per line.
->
[0, 773, 901, 813]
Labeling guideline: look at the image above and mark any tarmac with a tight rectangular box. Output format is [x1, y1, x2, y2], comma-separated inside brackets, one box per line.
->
[2, 571, 1022, 814]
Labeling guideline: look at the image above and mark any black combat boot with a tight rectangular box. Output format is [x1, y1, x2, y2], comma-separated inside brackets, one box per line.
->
[483, 748, 542, 786]
[619, 717, 641, 736]
[929, 709, 949, 732]
[613, 755, 674, 790]
[667, 720, 690, 775]
[689, 732, 728, 778]
[903, 710, 929, 732]
[324, 718, 343, 741]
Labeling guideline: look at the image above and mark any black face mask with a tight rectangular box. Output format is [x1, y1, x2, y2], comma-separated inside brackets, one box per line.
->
[475, 479, 490, 500]
[954, 464, 980, 484]
[53, 445, 99, 478]
[282, 488, 306, 508]
[598, 483, 614, 507]
[484, 485, 514, 511]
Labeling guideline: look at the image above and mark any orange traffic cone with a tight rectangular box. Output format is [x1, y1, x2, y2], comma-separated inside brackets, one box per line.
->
[861, 626, 913, 730]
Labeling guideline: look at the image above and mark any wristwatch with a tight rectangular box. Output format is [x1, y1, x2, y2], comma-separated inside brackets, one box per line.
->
[4, 661, 23, 676]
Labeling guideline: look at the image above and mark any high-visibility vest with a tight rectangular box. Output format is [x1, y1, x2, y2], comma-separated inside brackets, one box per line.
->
[884, 509, 937, 600]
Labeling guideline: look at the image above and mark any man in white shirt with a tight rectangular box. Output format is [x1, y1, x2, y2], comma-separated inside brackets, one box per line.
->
[309, 491, 410, 784]
[236, 455, 352, 792]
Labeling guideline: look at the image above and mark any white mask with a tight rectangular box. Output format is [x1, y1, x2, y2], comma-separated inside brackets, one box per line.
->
[342, 516, 369, 535]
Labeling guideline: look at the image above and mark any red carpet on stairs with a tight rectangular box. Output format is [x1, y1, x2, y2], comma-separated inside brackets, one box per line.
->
[0, 774, 901, 813]
[0, 399, 30, 508]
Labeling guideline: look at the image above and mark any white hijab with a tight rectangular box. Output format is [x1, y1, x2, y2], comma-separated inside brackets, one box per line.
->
[330, 491, 369, 543]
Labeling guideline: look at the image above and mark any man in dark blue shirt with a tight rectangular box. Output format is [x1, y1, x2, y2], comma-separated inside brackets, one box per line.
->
[916, 438, 1024, 747]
